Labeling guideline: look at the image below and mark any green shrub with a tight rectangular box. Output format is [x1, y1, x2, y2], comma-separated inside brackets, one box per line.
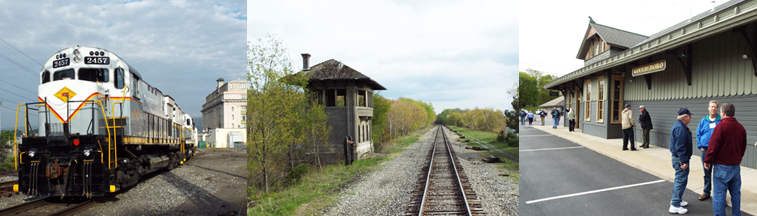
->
[496, 130, 506, 142]
[505, 132, 519, 147]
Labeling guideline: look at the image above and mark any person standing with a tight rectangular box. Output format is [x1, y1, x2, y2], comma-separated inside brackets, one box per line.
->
[520, 109, 527, 125]
[704, 103, 745, 216]
[568, 107, 576, 132]
[695, 100, 720, 201]
[539, 109, 545, 125]
[669, 107, 694, 214]
[638, 105, 653, 148]
[621, 104, 637, 151]
[527, 111, 534, 125]
[551, 107, 560, 129]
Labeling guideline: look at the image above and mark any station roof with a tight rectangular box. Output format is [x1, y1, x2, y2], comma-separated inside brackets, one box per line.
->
[546, 0, 746, 89]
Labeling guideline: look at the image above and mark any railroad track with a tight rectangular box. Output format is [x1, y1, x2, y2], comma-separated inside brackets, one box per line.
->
[0, 197, 95, 216]
[0, 179, 19, 197]
[406, 125, 485, 215]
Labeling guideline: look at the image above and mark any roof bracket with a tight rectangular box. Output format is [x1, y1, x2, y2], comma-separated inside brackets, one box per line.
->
[644, 74, 652, 90]
[733, 25, 757, 77]
[667, 45, 692, 85]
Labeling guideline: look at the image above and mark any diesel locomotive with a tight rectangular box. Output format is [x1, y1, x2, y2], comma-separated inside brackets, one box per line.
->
[13, 46, 197, 198]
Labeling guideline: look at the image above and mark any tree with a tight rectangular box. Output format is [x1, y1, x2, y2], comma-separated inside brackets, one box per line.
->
[0, 130, 12, 149]
[302, 102, 330, 170]
[520, 69, 560, 108]
[371, 93, 390, 149]
[247, 34, 308, 194]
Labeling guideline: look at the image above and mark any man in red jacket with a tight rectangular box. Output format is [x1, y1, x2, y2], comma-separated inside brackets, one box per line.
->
[704, 103, 746, 216]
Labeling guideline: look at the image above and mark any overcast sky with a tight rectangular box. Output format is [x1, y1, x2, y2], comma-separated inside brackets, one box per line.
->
[520, 0, 720, 77]
[0, 0, 246, 130]
[248, 0, 518, 114]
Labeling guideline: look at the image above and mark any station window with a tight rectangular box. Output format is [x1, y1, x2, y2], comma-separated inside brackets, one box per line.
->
[358, 90, 366, 107]
[53, 69, 75, 81]
[42, 70, 50, 84]
[596, 75, 605, 123]
[336, 89, 346, 106]
[326, 89, 336, 106]
[585, 78, 591, 121]
[114, 68, 124, 89]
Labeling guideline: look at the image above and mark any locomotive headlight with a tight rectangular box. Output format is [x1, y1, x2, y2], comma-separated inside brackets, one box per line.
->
[28, 150, 35, 158]
[83, 149, 91, 157]
[73, 49, 81, 63]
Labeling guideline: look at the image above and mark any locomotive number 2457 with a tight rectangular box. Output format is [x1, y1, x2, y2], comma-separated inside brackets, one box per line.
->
[85, 57, 110, 65]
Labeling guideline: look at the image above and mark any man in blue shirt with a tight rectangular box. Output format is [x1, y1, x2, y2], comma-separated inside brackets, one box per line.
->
[696, 100, 720, 201]
[670, 107, 694, 214]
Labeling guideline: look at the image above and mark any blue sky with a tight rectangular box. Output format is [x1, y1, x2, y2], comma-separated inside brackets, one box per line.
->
[248, 0, 518, 114]
[0, 0, 246, 130]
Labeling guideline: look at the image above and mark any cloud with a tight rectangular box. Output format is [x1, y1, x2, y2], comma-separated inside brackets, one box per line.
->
[0, 0, 246, 130]
[249, 0, 518, 114]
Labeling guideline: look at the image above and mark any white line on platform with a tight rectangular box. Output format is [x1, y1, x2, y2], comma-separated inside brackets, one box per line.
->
[525, 179, 665, 204]
[519, 146, 584, 152]
[519, 134, 552, 137]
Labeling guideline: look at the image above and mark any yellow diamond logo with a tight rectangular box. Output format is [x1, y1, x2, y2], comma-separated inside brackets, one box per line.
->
[54, 87, 77, 102]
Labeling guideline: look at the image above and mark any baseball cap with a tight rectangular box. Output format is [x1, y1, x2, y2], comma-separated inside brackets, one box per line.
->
[639, 105, 645, 108]
[677, 107, 693, 116]
[625, 104, 631, 108]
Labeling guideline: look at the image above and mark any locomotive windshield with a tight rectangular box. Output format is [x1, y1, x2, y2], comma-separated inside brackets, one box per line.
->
[53, 69, 75, 81]
[79, 68, 109, 82]
[42, 70, 50, 84]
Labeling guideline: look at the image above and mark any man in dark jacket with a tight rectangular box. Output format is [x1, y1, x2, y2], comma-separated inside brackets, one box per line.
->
[639, 105, 653, 148]
[669, 107, 694, 214]
[520, 109, 527, 125]
[704, 103, 746, 216]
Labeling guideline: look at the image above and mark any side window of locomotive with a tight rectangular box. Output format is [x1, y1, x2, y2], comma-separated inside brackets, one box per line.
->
[42, 70, 50, 84]
[78, 68, 109, 82]
[53, 69, 75, 81]
[114, 68, 124, 89]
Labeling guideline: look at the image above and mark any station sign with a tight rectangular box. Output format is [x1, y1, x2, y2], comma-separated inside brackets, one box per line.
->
[632, 60, 666, 77]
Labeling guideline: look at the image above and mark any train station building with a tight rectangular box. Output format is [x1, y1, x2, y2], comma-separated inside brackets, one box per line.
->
[299, 54, 386, 165]
[544, 0, 757, 168]
[200, 77, 247, 149]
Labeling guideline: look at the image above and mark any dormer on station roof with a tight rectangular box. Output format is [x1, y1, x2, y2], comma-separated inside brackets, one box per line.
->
[576, 16, 649, 60]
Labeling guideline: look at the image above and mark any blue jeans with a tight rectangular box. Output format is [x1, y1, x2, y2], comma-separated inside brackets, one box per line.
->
[552, 117, 559, 128]
[671, 155, 689, 208]
[701, 148, 712, 196]
[521, 116, 525, 125]
[712, 163, 741, 216]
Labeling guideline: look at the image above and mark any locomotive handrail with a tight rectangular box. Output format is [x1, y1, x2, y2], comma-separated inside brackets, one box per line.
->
[14, 103, 24, 170]
[110, 86, 129, 169]
[14, 100, 115, 169]
[81, 100, 114, 169]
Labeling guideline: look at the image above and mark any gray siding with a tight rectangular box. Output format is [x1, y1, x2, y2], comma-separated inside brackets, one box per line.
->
[624, 25, 757, 100]
[627, 96, 757, 169]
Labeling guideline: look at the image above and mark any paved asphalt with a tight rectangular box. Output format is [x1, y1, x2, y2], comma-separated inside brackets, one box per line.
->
[519, 119, 747, 216]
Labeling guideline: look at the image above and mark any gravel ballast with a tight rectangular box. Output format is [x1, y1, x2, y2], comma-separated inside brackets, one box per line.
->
[0, 148, 247, 215]
[324, 126, 519, 215]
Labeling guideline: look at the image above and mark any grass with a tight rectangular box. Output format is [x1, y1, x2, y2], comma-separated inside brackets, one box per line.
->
[248, 129, 426, 216]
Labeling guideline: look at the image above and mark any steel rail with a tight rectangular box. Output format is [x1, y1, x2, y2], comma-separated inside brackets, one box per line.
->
[417, 126, 439, 216]
[442, 126, 472, 216]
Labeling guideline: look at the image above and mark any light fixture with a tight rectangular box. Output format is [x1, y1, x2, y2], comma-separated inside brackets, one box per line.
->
[29, 150, 36, 158]
[83, 149, 91, 157]
[630, 77, 634, 82]
[743, 54, 749, 59]
[677, 50, 690, 58]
